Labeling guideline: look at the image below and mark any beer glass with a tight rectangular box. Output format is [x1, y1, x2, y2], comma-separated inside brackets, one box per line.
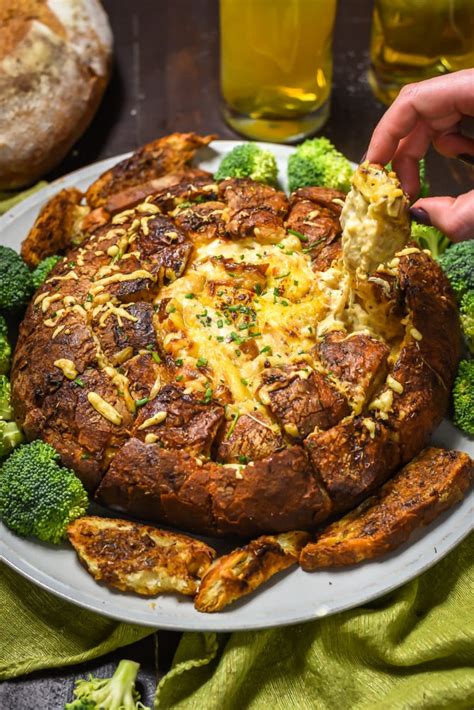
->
[220, 0, 338, 143]
[369, 0, 474, 105]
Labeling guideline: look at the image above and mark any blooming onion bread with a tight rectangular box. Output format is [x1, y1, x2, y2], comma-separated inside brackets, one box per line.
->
[12, 135, 463, 537]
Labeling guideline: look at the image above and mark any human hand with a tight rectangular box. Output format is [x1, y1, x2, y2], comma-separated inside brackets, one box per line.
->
[366, 69, 474, 241]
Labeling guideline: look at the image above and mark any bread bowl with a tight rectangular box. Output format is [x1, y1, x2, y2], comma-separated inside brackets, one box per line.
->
[0, 0, 112, 189]
[11, 133, 463, 539]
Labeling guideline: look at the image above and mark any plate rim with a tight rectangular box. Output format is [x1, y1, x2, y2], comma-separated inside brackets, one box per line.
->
[0, 140, 472, 631]
[1, 490, 472, 631]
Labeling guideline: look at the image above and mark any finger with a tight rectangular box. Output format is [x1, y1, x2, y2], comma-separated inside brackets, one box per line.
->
[412, 191, 474, 242]
[433, 132, 474, 158]
[367, 69, 474, 164]
[391, 121, 433, 198]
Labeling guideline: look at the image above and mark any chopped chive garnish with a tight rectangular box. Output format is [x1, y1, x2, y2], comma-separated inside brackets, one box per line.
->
[73, 378, 85, 388]
[275, 272, 290, 280]
[196, 357, 208, 367]
[176, 374, 184, 381]
[260, 345, 272, 354]
[217, 319, 223, 328]
[151, 351, 162, 363]
[226, 412, 240, 439]
[175, 358, 183, 366]
[184, 293, 195, 299]
[238, 455, 249, 465]
[288, 228, 308, 242]
[241, 378, 249, 386]
[135, 397, 149, 407]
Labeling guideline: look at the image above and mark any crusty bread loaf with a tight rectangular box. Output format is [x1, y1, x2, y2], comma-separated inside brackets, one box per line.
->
[0, 0, 112, 189]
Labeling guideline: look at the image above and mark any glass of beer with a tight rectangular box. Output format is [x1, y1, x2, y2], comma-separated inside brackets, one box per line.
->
[220, 0, 338, 143]
[369, 0, 474, 105]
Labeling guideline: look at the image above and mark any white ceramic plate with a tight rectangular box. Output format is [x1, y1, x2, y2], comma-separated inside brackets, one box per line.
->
[0, 141, 472, 631]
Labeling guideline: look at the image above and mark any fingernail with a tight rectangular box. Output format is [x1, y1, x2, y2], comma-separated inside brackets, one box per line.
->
[457, 153, 474, 166]
[410, 207, 431, 226]
[359, 152, 367, 164]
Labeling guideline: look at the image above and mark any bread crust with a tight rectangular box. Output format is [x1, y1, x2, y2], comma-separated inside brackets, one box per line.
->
[12, 141, 467, 537]
[0, 0, 112, 189]
[300, 447, 473, 569]
[195, 531, 309, 612]
[68, 515, 215, 596]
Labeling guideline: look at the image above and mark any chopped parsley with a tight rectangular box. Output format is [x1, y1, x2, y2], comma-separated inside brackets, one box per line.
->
[73, 378, 85, 388]
[184, 293, 195, 299]
[196, 357, 208, 368]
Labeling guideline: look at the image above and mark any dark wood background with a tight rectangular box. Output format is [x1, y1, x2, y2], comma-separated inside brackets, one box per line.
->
[1, 1, 472, 708]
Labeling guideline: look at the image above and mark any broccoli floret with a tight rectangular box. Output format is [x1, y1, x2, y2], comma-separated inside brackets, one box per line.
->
[452, 359, 474, 435]
[31, 254, 62, 290]
[0, 421, 24, 458]
[0, 440, 88, 543]
[0, 314, 11, 375]
[411, 223, 450, 259]
[215, 143, 278, 185]
[0, 246, 33, 312]
[0, 375, 23, 456]
[0, 375, 13, 420]
[288, 137, 353, 193]
[438, 240, 474, 301]
[65, 659, 149, 710]
[460, 292, 474, 355]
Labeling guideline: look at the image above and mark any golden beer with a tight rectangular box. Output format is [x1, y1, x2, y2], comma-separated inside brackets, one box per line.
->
[369, 0, 474, 105]
[220, 0, 338, 143]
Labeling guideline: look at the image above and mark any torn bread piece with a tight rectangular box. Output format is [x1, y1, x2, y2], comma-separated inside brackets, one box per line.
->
[21, 188, 89, 267]
[341, 162, 410, 277]
[194, 531, 310, 613]
[68, 516, 215, 596]
[300, 447, 472, 570]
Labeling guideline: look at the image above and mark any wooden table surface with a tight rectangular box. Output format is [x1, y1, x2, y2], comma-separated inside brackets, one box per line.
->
[1, 1, 472, 708]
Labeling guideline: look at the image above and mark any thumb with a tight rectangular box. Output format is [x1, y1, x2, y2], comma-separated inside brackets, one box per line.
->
[410, 191, 474, 242]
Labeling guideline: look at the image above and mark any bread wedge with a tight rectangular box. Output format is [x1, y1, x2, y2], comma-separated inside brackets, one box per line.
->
[300, 447, 472, 570]
[195, 531, 309, 613]
[68, 516, 215, 596]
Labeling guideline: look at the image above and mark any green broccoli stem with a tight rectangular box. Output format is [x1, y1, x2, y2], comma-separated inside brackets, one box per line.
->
[0, 421, 24, 457]
[107, 660, 140, 708]
[71, 660, 144, 709]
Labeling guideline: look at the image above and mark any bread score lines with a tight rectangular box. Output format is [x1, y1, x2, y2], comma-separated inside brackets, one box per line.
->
[13, 135, 465, 544]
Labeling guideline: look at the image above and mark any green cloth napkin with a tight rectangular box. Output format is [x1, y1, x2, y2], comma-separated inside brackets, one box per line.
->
[1, 189, 473, 709]
[1, 534, 473, 709]
[0, 182, 47, 216]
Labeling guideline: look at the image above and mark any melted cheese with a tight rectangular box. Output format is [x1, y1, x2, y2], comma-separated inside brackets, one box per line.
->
[341, 162, 410, 276]
[156, 235, 332, 409]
